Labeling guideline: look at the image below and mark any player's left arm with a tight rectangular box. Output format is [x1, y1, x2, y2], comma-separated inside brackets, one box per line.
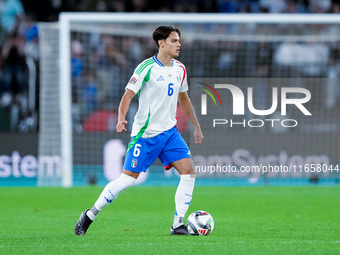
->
[178, 91, 203, 144]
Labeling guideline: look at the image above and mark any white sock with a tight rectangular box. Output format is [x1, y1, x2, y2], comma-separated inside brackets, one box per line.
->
[87, 206, 99, 221]
[173, 174, 195, 228]
[86, 173, 136, 220]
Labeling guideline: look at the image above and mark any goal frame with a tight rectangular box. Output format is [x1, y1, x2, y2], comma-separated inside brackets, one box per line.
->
[58, 13, 340, 187]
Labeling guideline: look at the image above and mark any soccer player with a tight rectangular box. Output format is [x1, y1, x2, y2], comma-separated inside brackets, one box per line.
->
[75, 26, 203, 236]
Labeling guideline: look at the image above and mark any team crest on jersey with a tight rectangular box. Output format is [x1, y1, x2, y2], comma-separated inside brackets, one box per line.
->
[131, 158, 138, 168]
[128, 77, 137, 85]
[176, 71, 182, 83]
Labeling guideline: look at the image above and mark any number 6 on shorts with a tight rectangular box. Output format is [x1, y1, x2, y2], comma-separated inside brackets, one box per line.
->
[133, 144, 141, 157]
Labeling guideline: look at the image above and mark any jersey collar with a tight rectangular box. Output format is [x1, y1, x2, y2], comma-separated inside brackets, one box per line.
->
[153, 55, 174, 67]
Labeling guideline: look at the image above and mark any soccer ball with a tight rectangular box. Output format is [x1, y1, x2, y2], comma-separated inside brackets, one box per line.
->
[186, 210, 214, 236]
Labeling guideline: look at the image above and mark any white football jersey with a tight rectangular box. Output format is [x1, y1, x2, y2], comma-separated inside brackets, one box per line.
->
[126, 55, 188, 138]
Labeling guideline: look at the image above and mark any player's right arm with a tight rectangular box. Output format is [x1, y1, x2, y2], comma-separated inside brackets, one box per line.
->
[117, 58, 153, 132]
[116, 89, 135, 133]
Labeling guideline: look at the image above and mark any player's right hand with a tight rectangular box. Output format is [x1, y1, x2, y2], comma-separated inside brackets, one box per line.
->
[116, 119, 128, 133]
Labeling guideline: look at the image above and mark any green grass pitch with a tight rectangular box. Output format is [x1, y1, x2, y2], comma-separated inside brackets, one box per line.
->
[1, 186, 339, 254]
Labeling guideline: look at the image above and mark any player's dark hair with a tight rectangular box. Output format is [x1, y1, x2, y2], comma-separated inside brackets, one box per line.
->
[153, 26, 181, 48]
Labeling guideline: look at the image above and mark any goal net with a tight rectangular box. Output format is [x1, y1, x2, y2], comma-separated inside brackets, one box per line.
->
[38, 13, 340, 187]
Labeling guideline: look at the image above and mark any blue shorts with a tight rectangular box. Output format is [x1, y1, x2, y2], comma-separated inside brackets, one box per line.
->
[123, 126, 191, 173]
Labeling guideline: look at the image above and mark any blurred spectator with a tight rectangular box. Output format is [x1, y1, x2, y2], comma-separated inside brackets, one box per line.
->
[0, 25, 7, 93]
[286, 0, 307, 13]
[126, 0, 148, 12]
[95, 0, 109, 11]
[23, 15, 39, 60]
[22, 0, 52, 21]
[1, 30, 26, 97]
[274, 42, 329, 77]
[255, 41, 273, 77]
[326, 41, 340, 109]
[82, 73, 98, 111]
[252, 41, 273, 124]
[330, 0, 340, 12]
[22, 0, 70, 22]
[173, 0, 198, 12]
[71, 39, 84, 103]
[326, 62, 340, 109]
[0, 57, 9, 98]
[107, 0, 127, 12]
[259, 0, 287, 13]
[75, 0, 98, 11]
[76, 0, 129, 13]
[147, 0, 170, 11]
[0, 0, 24, 33]
[48, 0, 72, 21]
[92, 35, 127, 105]
[218, 0, 239, 12]
[121, 37, 143, 68]
[308, 0, 331, 13]
[197, 0, 218, 12]
[71, 39, 84, 78]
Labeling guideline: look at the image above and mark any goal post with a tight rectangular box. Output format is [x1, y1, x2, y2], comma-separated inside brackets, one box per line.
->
[38, 13, 340, 187]
[59, 15, 73, 188]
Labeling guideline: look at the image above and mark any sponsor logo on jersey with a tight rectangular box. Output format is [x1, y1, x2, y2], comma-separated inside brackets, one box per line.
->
[131, 158, 138, 168]
[128, 77, 137, 85]
[157, 75, 165, 81]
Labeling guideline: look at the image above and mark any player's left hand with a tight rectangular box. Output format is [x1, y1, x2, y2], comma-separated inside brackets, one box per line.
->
[194, 127, 203, 144]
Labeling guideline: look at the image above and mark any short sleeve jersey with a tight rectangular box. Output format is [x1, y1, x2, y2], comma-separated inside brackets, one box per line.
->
[126, 55, 188, 138]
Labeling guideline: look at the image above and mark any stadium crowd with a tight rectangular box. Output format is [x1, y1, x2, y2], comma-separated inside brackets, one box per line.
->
[1, 0, 340, 132]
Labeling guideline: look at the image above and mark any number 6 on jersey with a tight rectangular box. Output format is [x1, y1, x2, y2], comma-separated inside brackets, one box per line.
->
[168, 83, 174, 96]
[133, 144, 141, 157]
